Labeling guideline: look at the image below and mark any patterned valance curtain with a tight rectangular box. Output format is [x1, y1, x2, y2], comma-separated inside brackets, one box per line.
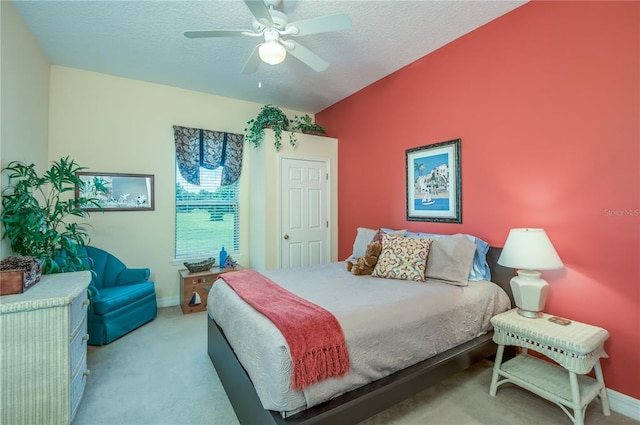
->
[173, 125, 244, 186]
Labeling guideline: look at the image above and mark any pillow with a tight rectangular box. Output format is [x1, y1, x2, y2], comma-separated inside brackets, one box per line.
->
[372, 228, 406, 244]
[417, 232, 491, 281]
[456, 234, 491, 281]
[349, 227, 379, 260]
[424, 235, 476, 286]
[372, 234, 432, 282]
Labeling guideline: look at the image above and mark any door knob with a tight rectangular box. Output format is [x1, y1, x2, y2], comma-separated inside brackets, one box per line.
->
[283, 234, 289, 240]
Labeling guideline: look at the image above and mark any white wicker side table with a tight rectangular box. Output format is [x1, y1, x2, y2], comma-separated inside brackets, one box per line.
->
[489, 309, 610, 425]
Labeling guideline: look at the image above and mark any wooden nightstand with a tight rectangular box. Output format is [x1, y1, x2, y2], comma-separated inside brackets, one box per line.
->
[179, 266, 242, 314]
[489, 309, 610, 425]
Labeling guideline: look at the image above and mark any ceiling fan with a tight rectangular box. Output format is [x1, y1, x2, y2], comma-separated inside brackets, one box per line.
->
[184, 0, 351, 74]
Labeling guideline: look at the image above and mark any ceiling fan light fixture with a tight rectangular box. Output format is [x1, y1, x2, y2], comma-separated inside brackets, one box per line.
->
[184, 0, 352, 73]
[258, 41, 286, 65]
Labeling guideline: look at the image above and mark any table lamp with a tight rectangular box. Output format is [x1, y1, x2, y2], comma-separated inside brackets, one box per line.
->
[497, 228, 563, 318]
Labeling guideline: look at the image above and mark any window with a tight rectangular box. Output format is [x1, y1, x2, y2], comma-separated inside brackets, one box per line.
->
[175, 163, 239, 260]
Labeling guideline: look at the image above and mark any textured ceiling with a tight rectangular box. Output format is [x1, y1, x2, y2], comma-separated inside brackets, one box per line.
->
[13, 0, 526, 113]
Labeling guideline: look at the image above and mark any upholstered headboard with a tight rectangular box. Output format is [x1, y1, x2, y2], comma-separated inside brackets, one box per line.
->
[487, 247, 515, 307]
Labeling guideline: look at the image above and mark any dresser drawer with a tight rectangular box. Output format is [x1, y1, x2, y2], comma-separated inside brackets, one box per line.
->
[69, 290, 89, 337]
[70, 352, 89, 420]
[182, 274, 216, 286]
[70, 316, 89, 375]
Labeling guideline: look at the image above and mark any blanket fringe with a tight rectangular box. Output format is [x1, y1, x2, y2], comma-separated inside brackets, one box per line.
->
[291, 344, 350, 390]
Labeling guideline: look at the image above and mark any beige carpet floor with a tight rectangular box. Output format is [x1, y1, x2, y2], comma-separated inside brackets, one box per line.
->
[72, 306, 638, 425]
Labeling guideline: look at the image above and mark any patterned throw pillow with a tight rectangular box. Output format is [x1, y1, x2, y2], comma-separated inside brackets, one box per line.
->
[373, 234, 432, 281]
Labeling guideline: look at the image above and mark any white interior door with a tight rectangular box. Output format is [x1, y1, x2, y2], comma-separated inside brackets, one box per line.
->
[280, 157, 329, 268]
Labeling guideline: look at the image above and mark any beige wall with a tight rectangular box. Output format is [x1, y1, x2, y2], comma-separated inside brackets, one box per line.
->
[0, 1, 50, 258]
[47, 66, 325, 305]
[1, 11, 337, 305]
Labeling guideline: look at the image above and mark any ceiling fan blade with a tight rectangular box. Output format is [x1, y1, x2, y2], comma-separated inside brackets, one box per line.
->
[286, 13, 351, 36]
[243, 0, 273, 26]
[242, 45, 261, 74]
[184, 30, 249, 38]
[285, 40, 329, 72]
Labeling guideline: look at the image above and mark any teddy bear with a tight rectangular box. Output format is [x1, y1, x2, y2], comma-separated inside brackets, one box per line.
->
[345, 241, 382, 276]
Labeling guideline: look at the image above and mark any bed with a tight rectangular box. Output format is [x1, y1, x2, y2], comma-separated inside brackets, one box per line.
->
[207, 244, 515, 425]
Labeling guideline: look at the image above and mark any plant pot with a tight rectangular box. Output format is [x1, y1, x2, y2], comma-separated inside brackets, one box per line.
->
[0, 268, 41, 295]
[301, 130, 326, 136]
[0, 255, 42, 295]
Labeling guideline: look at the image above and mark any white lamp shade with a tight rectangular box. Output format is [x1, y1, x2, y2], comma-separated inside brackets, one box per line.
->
[498, 228, 563, 270]
[258, 42, 286, 65]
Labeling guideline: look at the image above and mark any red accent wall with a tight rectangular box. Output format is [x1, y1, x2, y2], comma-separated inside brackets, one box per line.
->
[318, 2, 639, 399]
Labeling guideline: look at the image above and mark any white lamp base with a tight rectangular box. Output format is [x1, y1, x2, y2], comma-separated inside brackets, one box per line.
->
[516, 308, 543, 318]
[510, 269, 549, 319]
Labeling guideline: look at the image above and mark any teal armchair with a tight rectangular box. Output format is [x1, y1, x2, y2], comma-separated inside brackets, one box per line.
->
[81, 246, 157, 345]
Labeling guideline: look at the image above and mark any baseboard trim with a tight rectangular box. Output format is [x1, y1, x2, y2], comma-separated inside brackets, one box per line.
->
[157, 296, 179, 308]
[608, 388, 640, 421]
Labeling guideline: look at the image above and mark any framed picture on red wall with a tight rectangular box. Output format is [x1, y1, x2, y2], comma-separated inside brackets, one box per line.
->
[406, 138, 461, 223]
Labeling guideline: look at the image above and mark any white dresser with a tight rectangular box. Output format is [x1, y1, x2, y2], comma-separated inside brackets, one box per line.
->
[1, 271, 91, 424]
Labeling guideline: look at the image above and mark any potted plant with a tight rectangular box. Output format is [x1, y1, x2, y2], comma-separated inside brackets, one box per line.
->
[244, 104, 296, 150]
[0, 156, 106, 275]
[292, 114, 326, 136]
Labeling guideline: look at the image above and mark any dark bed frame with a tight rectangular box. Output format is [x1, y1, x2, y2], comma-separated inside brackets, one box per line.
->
[207, 247, 515, 425]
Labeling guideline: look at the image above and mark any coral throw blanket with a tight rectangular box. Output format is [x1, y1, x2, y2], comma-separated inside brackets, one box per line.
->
[219, 269, 350, 390]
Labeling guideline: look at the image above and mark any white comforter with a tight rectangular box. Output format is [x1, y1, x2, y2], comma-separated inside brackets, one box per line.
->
[208, 262, 510, 414]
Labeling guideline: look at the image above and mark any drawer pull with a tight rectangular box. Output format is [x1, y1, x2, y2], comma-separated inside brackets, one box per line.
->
[83, 370, 91, 377]
[82, 334, 90, 341]
[82, 300, 90, 306]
